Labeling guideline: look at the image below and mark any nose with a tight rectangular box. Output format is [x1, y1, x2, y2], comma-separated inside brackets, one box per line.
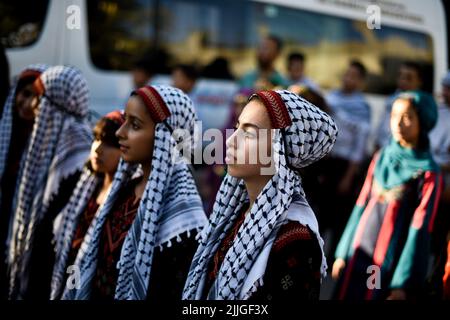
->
[226, 129, 239, 151]
[115, 123, 126, 141]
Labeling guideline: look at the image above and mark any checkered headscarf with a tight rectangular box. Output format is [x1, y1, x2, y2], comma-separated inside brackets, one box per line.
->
[8, 66, 93, 298]
[62, 86, 207, 300]
[183, 90, 338, 300]
[50, 110, 125, 299]
[0, 64, 48, 215]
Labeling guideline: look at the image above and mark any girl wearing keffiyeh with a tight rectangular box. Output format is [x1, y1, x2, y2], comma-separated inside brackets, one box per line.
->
[0, 64, 48, 299]
[7, 66, 93, 299]
[50, 111, 124, 300]
[183, 90, 338, 300]
[62, 85, 207, 300]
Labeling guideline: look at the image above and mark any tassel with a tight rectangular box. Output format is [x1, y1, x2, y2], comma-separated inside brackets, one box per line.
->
[167, 239, 172, 248]
[176, 234, 182, 242]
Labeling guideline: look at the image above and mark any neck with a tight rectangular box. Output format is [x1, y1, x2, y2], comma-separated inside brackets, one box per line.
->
[398, 140, 418, 149]
[243, 174, 273, 209]
[103, 171, 115, 190]
[141, 162, 152, 182]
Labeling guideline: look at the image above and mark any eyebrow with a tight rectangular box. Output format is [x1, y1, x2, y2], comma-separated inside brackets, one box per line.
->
[124, 112, 144, 124]
[236, 120, 261, 130]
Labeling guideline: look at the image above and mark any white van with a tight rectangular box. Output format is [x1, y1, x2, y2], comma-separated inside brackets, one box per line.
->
[2, 0, 447, 133]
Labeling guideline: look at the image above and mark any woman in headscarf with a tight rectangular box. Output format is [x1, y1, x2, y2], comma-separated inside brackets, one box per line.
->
[50, 110, 124, 300]
[62, 85, 207, 300]
[332, 91, 442, 300]
[183, 89, 338, 300]
[0, 64, 48, 299]
[7, 66, 93, 300]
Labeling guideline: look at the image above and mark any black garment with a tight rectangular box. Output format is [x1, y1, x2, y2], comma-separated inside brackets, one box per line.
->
[0, 114, 34, 299]
[17, 171, 81, 300]
[203, 202, 322, 300]
[146, 230, 200, 300]
[250, 228, 322, 301]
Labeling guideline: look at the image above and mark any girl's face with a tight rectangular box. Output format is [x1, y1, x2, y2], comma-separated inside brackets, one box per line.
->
[225, 98, 273, 178]
[15, 83, 39, 121]
[390, 98, 421, 148]
[90, 139, 121, 174]
[116, 95, 156, 164]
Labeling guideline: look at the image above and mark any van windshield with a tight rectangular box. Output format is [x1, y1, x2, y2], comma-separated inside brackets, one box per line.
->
[87, 0, 434, 93]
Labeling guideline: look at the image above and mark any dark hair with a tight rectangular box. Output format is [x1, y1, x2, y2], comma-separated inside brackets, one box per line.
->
[349, 60, 367, 79]
[16, 74, 39, 94]
[173, 64, 199, 81]
[266, 34, 283, 52]
[401, 61, 424, 81]
[92, 117, 122, 148]
[288, 52, 305, 64]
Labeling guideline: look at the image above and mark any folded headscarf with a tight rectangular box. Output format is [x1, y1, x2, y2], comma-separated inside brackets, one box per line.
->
[183, 90, 338, 300]
[62, 86, 207, 300]
[8, 66, 93, 298]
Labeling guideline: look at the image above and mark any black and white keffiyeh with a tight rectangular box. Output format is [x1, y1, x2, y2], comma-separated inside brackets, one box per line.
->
[62, 86, 207, 300]
[8, 66, 93, 298]
[50, 167, 101, 300]
[183, 90, 338, 300]
[0, 64, 48, 216]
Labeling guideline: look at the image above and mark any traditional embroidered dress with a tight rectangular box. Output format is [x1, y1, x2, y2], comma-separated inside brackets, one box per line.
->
[183, 90, 338, 300]
[62, 86, 207, 300]
[335, 91, 443, 300]
[7, 66, 93, 299]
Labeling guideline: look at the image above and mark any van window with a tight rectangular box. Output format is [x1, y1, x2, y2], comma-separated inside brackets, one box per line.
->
[87, 0, 156, 71]
[0, 0, 49, 48]
[88, 0, 434, 93]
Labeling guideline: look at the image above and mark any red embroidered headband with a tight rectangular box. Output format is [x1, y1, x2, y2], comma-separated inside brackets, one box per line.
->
[104, 110, 125, 126]
[251, 90, 292, 129]
[134, 86, 171, 123]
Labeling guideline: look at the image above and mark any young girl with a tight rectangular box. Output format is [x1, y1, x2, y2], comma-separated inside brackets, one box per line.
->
[7, 66, 93, 299]
[332, 91, 442, 300]
[50, 111, 124, 299]
[183, 90, 337, 300]
[0, 64, 48, 299]
[62, 85, 207, 300]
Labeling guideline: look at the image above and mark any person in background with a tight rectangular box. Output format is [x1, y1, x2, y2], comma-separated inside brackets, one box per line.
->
[286, 52, 320, 92]
[376, 61, 424, 149]
[172, 64, 198, 96]
[428, 71, 450, 299]
[8, 66, 93, 300]
[50, 110, 124, 300]
[322, 60, 371, 256]
[0, 64, 48, 299]
[240, 35, 288, 90]
[333, 91, 442, 300]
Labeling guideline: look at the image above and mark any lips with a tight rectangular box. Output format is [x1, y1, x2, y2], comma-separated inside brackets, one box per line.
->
[119, 143, 130, 153]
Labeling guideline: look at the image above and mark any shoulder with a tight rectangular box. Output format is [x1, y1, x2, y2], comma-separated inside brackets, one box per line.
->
[273, 221, 314, 252]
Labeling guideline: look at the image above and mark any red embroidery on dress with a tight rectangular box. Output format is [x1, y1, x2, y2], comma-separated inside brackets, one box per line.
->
[273, 222, 312, 252]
